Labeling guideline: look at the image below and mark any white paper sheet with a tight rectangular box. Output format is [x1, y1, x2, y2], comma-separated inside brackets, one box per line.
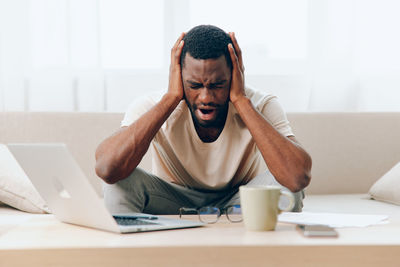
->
[278, 211, 389, 228]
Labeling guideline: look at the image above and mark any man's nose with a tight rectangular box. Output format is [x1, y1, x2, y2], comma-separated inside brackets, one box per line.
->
[198, 87, 215, 103]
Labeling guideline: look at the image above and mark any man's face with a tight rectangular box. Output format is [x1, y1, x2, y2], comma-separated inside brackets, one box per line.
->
[182, 53, 231, 129]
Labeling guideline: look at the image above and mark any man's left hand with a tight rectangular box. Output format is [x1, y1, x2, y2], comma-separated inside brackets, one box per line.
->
[228, 32, 246, 105]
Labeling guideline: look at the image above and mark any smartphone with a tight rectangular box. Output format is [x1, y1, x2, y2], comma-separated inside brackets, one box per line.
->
[296, 224, 338, 237]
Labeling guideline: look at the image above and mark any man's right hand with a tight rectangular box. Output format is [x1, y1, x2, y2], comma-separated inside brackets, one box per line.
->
[167, 33, 185, 101]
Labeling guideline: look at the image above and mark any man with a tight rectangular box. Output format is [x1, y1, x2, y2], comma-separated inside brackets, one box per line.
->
[95, 25, 312, 215]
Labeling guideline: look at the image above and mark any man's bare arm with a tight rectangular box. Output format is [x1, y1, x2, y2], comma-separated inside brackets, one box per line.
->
[95, 33, 185, 184]
[228, 32, 312, 192]
[231, 96, 311, 192]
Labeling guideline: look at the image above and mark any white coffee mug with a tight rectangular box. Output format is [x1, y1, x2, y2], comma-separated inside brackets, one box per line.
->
[239, 185, 294, 231]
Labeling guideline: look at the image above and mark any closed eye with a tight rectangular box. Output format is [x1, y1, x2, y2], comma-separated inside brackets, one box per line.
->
[186, 80, 227, 90]
[187, 81, 203, 89]
[209, 85, 224, 89]
[209, 80, 227, 89]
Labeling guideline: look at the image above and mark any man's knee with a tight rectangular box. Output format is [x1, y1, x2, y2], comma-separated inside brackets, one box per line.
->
[103, 167, 151, 213]
[104, 168, 149, 192]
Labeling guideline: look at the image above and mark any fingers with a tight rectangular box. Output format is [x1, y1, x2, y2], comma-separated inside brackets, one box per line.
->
[228, 43, 240, 71]
[174, 32, 185, 47]
[174, 39, 185, 65]
[228, 32, 244, 71]
[171, 32, 185, 64]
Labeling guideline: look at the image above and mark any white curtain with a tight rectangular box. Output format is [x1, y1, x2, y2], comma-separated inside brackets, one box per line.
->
[0, 0, 399, 112]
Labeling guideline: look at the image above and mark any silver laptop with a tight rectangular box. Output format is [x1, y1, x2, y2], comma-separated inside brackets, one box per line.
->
[7, 143, 204, 233]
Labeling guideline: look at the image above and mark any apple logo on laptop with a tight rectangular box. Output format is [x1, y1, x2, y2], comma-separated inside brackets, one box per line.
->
[52, 176, 71, 199]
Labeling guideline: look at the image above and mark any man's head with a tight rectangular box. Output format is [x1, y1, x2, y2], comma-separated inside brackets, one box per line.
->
[180, 25, 233, 69]
[181, 25, 233, 129]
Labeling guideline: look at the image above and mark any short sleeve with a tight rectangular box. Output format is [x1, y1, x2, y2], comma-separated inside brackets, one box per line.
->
[260, 96, 294, 137]
[120, 91, 163, 127]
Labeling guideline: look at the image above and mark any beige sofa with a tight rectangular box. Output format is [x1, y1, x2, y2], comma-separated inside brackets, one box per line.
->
[2, 112, 400, 196]
[2, 111, 400, 216]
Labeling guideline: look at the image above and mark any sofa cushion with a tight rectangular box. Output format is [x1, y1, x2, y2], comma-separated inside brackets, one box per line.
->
[0, 144, 50, 213]
[369, 162, 400, 206]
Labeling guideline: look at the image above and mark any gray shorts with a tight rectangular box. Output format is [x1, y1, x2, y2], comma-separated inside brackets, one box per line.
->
[103, 168, 304, 215]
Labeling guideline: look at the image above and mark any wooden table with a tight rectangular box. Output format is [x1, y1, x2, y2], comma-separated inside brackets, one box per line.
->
[1, 195, 400, 267]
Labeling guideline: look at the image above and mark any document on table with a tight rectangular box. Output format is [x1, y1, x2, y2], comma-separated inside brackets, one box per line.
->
[278, 211, 389, 228]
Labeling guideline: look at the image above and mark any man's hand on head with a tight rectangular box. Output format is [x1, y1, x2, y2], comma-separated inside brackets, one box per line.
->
[228, 32, 247, 106]
[167, 32, 186, 103]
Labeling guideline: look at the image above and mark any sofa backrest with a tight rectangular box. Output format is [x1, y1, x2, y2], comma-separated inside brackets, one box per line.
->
[1, 112, 399, 195]
[288, 112, 400, 194]
[1, 112, 123, 196]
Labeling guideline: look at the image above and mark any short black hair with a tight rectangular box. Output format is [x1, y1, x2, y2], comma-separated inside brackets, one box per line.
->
[180, 25, 232, 69]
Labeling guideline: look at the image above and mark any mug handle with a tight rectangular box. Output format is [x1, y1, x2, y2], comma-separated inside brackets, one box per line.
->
[278, 191, 295, 213]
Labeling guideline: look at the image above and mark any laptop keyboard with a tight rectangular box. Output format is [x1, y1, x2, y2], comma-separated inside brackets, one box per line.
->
[114, 216, 159, 226]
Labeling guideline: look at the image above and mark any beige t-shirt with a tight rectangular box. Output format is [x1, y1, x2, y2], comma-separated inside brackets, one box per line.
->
[121, 86, 294, 191]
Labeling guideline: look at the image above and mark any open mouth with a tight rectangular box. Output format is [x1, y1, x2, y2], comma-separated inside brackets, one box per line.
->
[197, 108, 216, 120]
[200, 109, 213, 114]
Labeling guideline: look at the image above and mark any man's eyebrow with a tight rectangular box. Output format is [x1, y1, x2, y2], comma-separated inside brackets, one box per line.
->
[210, 80, 227, 85]
[186, 80, 202, 85]
[186, 80, 227, 86]
[186, 80, 227, 84]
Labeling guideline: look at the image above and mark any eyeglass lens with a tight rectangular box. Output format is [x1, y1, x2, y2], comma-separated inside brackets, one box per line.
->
[226, 205, 242, 222]
[198, 206, 220, 223]
[180, 206, 243, 223]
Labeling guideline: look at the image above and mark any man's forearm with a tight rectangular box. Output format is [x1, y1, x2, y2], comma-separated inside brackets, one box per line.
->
[95, 93, 181, 184]
[232, 96, 311, 192]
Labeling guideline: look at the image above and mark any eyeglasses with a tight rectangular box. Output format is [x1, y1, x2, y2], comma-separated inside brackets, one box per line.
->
[179, 205, 242, 224]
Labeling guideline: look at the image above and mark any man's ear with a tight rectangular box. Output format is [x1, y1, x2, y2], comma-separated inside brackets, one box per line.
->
[181, 74, 187, 101]
[180, 51, 186, 70]
[228, 69, 233, 87]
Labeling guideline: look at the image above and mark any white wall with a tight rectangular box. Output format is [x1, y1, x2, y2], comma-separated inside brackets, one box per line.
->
[0, 0, 399, 113]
